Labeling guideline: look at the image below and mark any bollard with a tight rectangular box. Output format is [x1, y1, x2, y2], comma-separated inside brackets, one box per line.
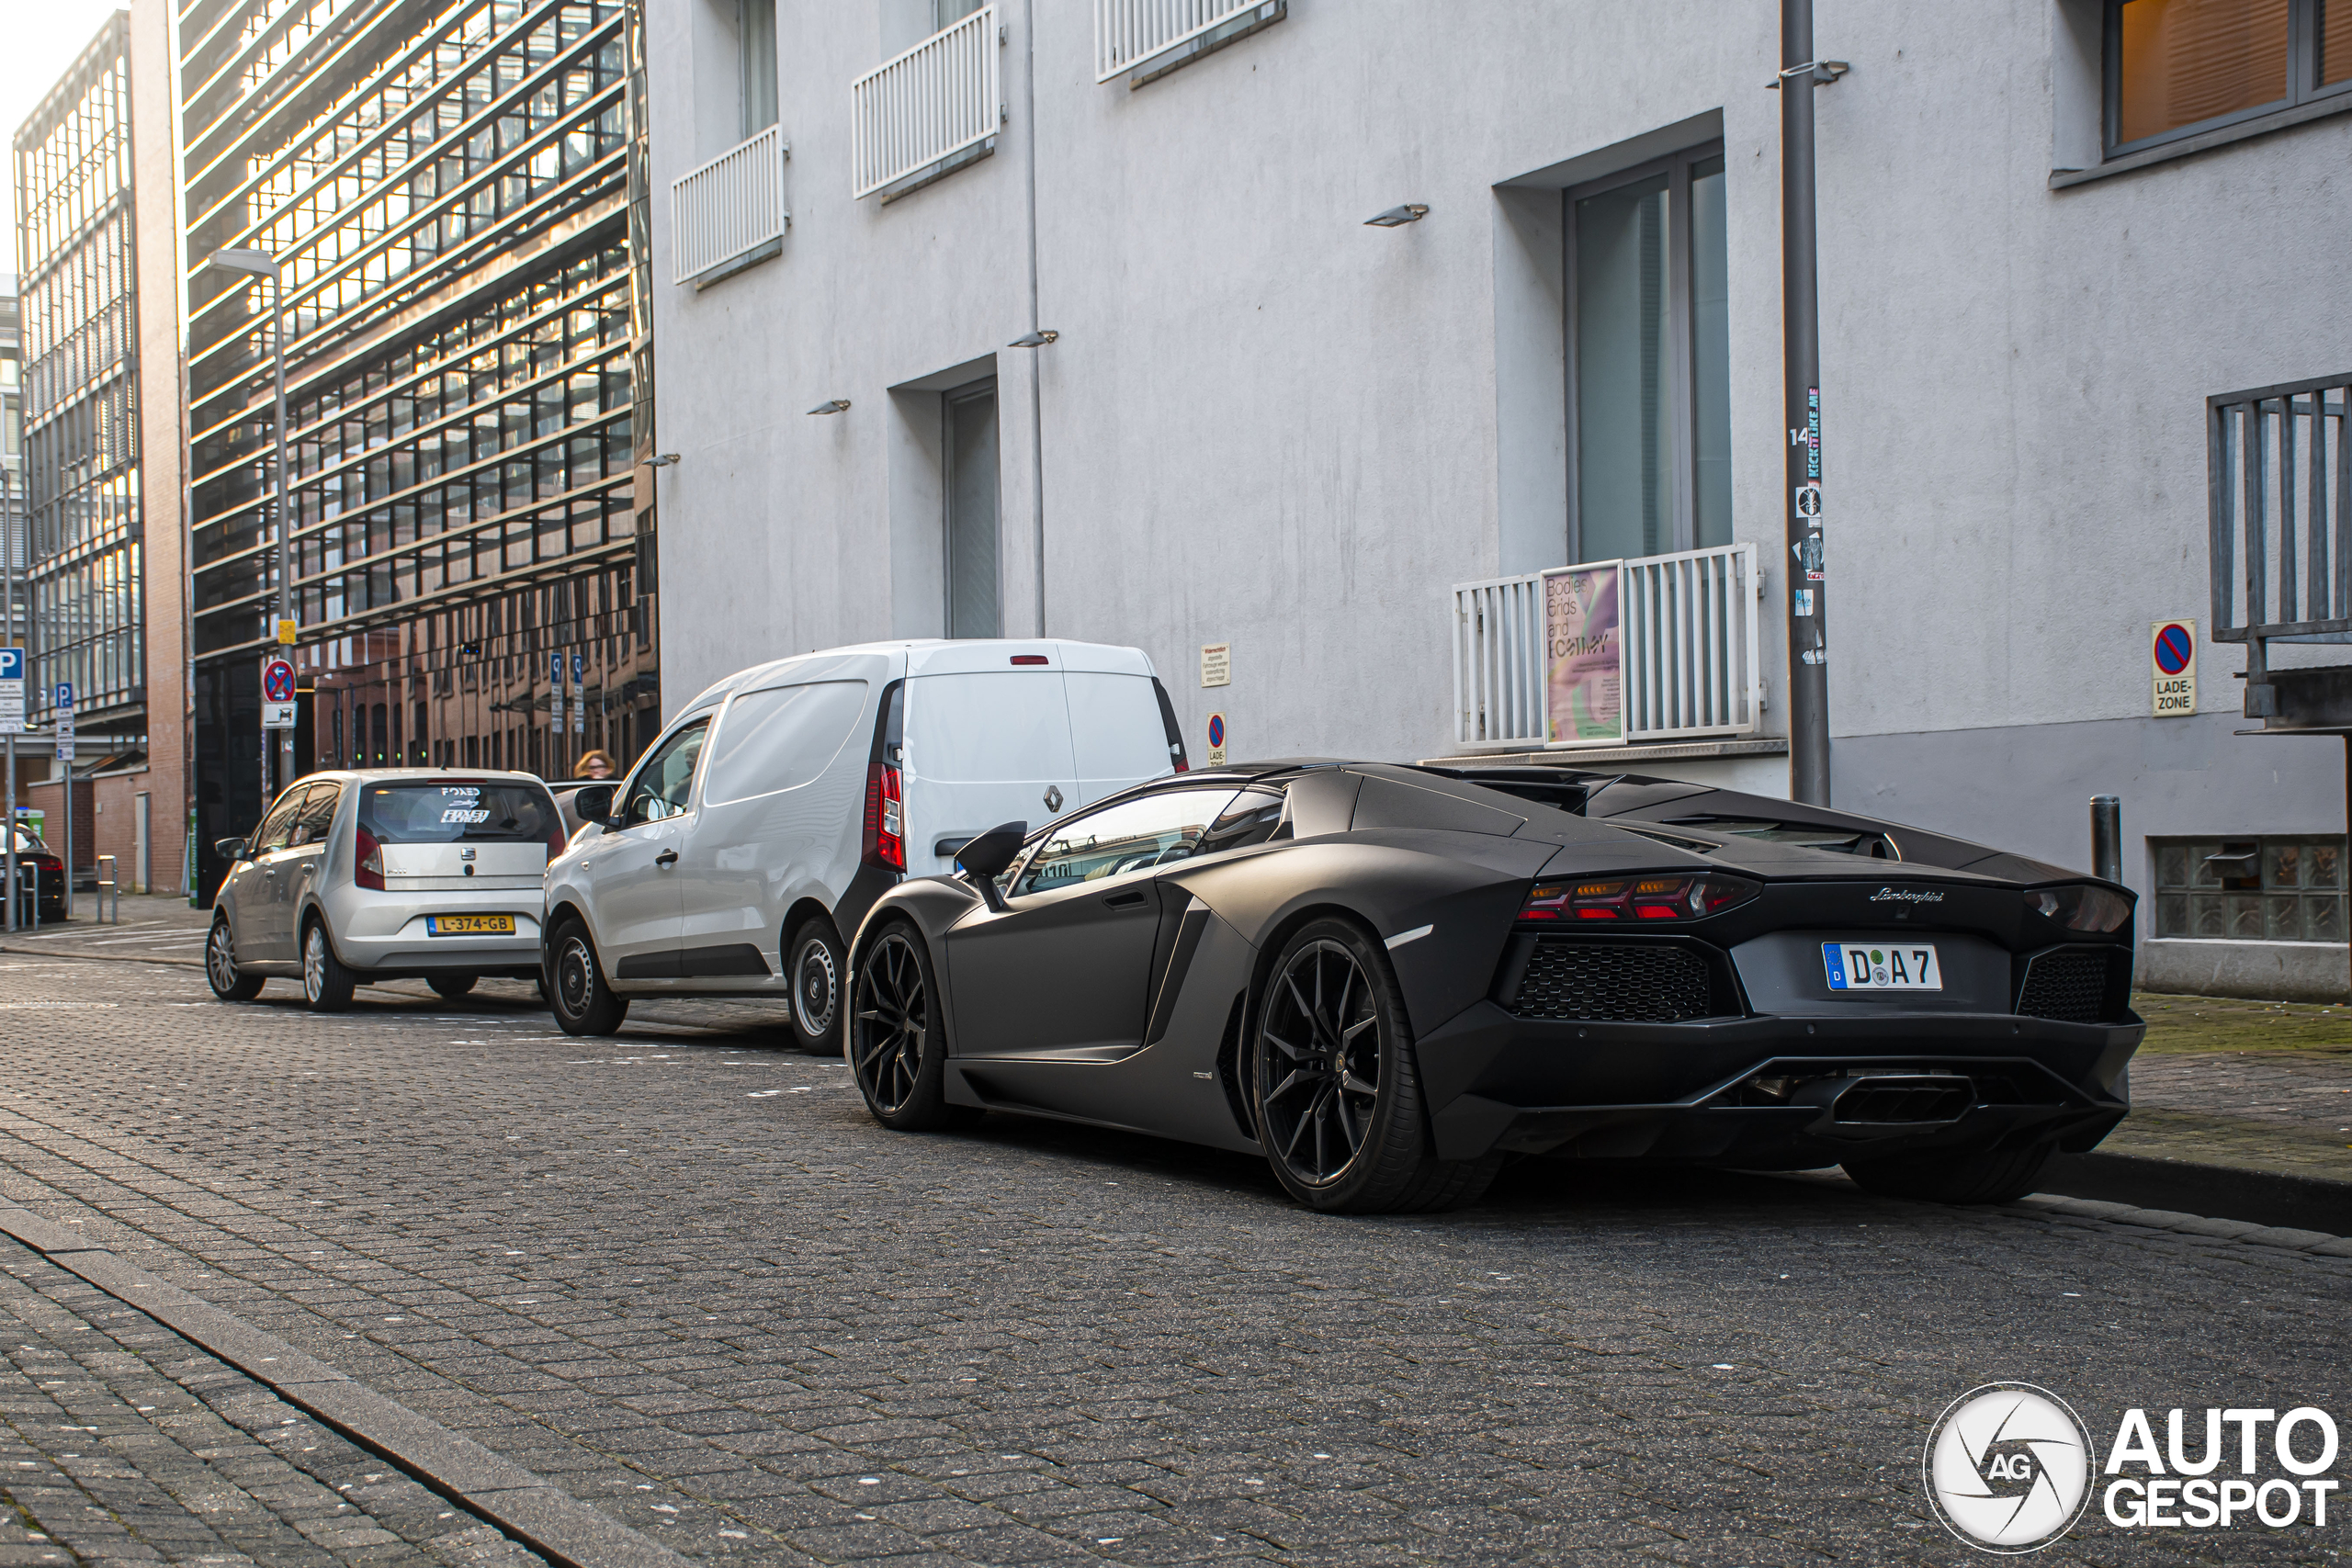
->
[2090, 795, 2122, 884]
[96, 854, 118, 923]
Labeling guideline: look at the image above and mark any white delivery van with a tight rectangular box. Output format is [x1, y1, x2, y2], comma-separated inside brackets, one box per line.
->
[542, 638, 1187, 1043]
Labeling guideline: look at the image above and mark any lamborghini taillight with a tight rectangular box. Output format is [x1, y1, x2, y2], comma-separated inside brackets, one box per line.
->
[1517, 874, 1758, 923]
[862, 762, 904, 873]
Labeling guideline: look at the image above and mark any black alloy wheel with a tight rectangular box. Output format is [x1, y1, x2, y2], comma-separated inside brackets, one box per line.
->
[548, 919, 628, 1036]
[1251, 919, 1500, 1214]
[849, 925, 973, 1131]
[786, 917, 845, 1052]
[205, 916, 264, 1001]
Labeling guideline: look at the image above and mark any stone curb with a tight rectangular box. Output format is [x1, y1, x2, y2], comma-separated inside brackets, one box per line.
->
[0, 941, 202, 968]
[2009, 1193, 2352, 1256]
[0, 1201, 694, 1568]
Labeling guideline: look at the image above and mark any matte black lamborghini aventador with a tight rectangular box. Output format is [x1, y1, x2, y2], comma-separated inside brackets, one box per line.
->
[842, 761, 2142, 1214]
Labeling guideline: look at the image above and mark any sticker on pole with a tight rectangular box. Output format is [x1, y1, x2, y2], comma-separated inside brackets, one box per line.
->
[2151, 620, 2195, 717]
[1793, 482, 1822, 519]
[1206, 712, 1227, 768]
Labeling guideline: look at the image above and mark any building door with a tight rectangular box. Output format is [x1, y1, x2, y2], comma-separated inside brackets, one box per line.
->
[944, 379, 1000, 638]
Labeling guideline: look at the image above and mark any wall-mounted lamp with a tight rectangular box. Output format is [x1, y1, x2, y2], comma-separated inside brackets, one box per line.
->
[805, 400, 851, 416]
[649, 452, 682, 467]
[1363, 204, 1429, 228]
[1007, 330, 1059, 348]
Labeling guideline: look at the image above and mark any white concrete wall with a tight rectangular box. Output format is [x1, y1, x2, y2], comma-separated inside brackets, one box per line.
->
[644, 0, 2352, 912]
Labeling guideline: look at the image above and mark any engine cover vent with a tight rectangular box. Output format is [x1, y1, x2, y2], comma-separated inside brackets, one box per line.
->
[1510, 942, 1713, 1022]
[2018, 949, 2112, 1023]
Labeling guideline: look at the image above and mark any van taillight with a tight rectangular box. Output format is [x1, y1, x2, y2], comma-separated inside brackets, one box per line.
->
[1011, 654, 1048, 665]
[356, 827, 385, 891]
[862, 763, 904, 873]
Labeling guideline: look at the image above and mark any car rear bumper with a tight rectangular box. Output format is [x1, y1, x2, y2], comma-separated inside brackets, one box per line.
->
[329, 892, 546, 975]
[1417, 1002, 2141, 1167]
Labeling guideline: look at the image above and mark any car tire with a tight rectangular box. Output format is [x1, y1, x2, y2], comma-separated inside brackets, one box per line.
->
[1250, 919, 1499, 1215]
[785, 916, 846, 1054]
[548, 918, 627, 1036]
[848, 922, 977, 1132]
[301, 919, 357, 1013]
[204, 916, 264, 1001]
[1841, 1142, 2056, 1205]
[427, 974, 479, 999]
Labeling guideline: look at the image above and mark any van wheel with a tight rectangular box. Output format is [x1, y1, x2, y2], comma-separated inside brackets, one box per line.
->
[786, 917, 846, 1053]
[427, 974, 479, 999]
[548, 918, 627, 1036]
[302, 919, 356, 1013]
[850, 923, 976, 1132]
[205, 916, 264, 1001]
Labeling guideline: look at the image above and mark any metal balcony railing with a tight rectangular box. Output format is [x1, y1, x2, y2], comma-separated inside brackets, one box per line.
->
[670, 123, 787, 285]
[1452, 544, 1763, 750]
[2210, 372, 2352, 645]
[1094, 0, 1280, 82]
[852, 6, 1000, 200]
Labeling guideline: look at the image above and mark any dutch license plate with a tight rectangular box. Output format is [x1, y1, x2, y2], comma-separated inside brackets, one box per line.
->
[427, 914, 514, 937]
[1824, 941, 1941, 992]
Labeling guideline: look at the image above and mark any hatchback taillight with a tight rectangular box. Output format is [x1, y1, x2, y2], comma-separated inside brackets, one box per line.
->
[862, 762, 904, 873]
[547, 824, 568, 862]
[355, 826, 385, 891]
[1518, 873, 1758, 923]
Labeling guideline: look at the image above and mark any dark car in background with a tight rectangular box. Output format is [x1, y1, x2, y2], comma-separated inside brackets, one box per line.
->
[840, 761, 2142, 1215]
[8, 825, 67, 925]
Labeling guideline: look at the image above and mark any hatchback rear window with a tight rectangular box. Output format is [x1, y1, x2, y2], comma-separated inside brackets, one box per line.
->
[359, 781, 560, 843]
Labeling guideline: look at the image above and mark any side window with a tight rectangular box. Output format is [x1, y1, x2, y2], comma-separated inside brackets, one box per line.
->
[288, 784, 342, 847]
[253, 787, 307, 852]
[1012, 788, 1239, 897]
[1192, 789, 1288, 858]
[621, 720, 710, 826]
[701, 681, 870, 805]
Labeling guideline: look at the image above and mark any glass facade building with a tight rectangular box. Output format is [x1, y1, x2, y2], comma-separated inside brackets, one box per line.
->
[178, 0, 659, 897]
[14, 12, 145, 770]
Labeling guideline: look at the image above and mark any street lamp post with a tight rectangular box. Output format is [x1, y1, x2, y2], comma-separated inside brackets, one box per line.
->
[206, 248, 293, 809]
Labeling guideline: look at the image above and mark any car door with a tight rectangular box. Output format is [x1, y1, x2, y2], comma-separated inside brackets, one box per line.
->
[944, 784, 1239, 1059]
[243, 785, 314, 962]
[280, 782, 345, 940]
[573, 717, 707, 981]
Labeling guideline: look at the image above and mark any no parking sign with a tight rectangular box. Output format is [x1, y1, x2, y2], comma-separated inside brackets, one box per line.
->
[2151, 621, 2196, 717]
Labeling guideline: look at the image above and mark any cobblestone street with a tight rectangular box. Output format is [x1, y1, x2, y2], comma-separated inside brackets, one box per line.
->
[3, 948, 2349, 1565]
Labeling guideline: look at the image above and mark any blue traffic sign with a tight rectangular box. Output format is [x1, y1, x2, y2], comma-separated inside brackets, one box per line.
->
[0, 648, 21, 681]
[262, 660, 295, 703]
[53, 682, 74, 710]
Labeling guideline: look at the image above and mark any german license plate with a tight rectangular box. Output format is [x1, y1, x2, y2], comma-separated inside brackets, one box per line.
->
[427, 914, 514, 936]
[1824, 941, 1941, 991]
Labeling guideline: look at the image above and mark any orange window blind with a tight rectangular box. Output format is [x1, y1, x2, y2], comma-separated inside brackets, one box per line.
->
[2118, 0, 2290, 143]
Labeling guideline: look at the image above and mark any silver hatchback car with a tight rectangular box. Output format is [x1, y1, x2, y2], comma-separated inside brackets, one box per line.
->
[205, 769, 565, 1011]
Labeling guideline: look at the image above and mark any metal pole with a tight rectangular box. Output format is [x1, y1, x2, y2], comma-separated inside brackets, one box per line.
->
[1023, 0, 1046, 637]
[4, 466, 15, 933]
[1781, 0, 1831, 805]
[2090, 795, 2121, 884]
[273, 274, 295, 795]
[62, 757, 72, 923]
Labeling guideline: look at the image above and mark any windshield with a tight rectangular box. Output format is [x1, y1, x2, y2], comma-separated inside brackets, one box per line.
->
[359, 781, 559, 844]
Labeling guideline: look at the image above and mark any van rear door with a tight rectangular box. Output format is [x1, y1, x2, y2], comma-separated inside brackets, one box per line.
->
[901, 668, 1078, 877]
[1066, 671, 1181, 810]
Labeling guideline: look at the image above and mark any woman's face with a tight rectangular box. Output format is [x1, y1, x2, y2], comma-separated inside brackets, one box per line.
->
[582, 756, 613, 779]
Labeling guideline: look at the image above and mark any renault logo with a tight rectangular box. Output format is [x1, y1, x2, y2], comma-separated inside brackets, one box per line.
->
[1043, 785, 1064, 813]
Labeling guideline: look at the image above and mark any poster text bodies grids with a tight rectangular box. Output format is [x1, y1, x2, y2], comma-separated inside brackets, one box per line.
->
[1541, 564, 1623, 746]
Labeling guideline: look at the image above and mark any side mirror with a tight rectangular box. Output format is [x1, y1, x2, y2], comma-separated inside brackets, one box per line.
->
[214, 837, 249, 863]
[955, 820, 1028, 911]
[571, 784, 616, 826]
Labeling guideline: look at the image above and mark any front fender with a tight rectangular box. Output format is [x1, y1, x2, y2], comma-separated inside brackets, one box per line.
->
[846, 874, 987, 1040]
